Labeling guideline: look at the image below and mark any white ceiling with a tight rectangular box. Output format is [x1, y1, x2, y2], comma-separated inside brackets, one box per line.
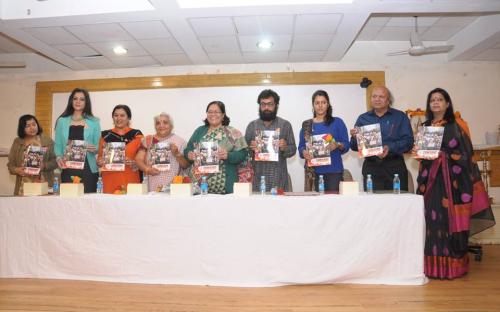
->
[0, 0, 499, 73]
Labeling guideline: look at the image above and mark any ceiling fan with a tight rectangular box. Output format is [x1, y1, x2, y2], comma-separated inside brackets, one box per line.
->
[0, 61, 26, 68]
[387, 16, 454, 57]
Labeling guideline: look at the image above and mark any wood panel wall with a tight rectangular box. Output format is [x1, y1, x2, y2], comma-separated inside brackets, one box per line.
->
[35, 71, 385, 136]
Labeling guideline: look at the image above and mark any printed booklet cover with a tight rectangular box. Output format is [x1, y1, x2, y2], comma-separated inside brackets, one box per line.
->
[254, 129, 280, 162]
[102, 142, 126, 171]
[356, 123, 383, 158]
[64, 140, 86, 169]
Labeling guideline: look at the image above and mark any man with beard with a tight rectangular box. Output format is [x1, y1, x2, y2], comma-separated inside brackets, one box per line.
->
[245, 89, 296, 192]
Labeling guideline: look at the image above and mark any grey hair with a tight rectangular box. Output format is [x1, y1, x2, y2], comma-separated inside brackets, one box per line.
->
[154, 112, 173, 127]
[373, 86, 395, 106]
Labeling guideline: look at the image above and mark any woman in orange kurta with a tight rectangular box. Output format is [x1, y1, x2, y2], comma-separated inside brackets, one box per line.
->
[98, 105, 143, 194]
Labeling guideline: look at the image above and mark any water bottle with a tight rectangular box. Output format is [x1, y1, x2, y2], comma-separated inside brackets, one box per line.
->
[393, 174, 401, 194]
[96, 176, 103, 194]
[366, 174, 373, 193]
[260, 176, 266, 195]
[318, 175, 325, 194]
[53, 176, 59, 195]
[200, 176, 208, 195]
[143, 175, 148, 186]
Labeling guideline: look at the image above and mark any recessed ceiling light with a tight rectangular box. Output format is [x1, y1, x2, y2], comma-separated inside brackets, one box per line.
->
[257, 40, 273, 49]
[113, 46, 128, 55]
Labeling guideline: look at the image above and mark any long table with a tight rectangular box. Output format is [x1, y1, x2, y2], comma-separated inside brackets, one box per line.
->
[0, 193, 426, 286]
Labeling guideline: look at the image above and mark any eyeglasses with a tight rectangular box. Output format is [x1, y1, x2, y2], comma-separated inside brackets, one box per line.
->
[207, 111, 222, 115]
[260, 102, 275, 108]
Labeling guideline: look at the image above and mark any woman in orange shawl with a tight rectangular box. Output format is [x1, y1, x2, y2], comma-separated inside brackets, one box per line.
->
[98, 105, 143, 194]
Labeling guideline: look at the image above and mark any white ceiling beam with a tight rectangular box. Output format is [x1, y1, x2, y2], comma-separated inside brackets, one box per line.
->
[448, 14, 500, 61]
[323, 12, 369, 61]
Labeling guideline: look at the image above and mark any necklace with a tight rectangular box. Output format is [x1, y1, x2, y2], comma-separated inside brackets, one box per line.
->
[71, 115, 84, 122]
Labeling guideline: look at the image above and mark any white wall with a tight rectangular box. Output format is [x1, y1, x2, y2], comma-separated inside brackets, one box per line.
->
[52, 85, 366, 192]
[1, 41, 499, 197]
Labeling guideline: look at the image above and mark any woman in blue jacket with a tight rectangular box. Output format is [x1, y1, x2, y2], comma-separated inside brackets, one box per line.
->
[54, 88, 101, 193]
[298, 90, 349, 192]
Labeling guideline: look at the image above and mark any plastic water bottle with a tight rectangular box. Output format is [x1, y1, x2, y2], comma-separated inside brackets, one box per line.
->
[96, 176, 103, 194]
[200, 176, 208, 195]
[260, 176, 266, 195]
[393, 174, 401, 194]
[366, 174, 373, 193]
[53, 176, 59, 195]
[318, 175, 325, 194]
[143, 175, 148, 186]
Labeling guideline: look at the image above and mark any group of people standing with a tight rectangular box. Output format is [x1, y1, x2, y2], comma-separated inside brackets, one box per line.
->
[7, 85, 495, 281]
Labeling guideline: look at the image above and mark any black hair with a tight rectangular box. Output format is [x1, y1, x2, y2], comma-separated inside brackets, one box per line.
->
[58, 88, 94, 119]
[312, 90, 334, 126]
[257, 89, 280, 105]
[425, 88, 455, 123]
[112, 104, 132, 119]
[204, 101, 230, 126]
[17, 114, 42, 138]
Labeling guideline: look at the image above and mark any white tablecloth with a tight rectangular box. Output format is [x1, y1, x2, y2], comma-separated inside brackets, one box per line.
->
[0, 193, 427, 286]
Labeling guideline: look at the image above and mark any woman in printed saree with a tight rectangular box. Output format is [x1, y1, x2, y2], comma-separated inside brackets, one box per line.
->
[184, 101, 248, 194]
[7, 114, 57, 195]
[97, 105, 143, 194]
[135, 112, 189, 192]
[415, 88, 495, 279]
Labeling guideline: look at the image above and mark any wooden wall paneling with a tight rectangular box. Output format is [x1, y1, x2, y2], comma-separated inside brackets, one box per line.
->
[35, 71, 385, 136]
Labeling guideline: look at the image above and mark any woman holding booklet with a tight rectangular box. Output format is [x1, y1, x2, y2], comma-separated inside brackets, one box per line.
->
[97, 105, 143, 194]
[414, 88, 495, 280]
[298, 90, 349, 192]
[135, 112, 189, 192]
[184, 101, 247, 194]
[7, 114, 57, 195]
[54, 88, 101, 193]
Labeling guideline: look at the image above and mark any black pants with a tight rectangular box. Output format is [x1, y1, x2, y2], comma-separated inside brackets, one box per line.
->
[362, 156, 408, 191]
[314, 172, 343, 192]
[61, 158, 98, 193]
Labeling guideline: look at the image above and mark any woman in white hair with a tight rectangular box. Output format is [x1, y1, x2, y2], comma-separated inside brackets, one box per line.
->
[135, 113, 189, 191]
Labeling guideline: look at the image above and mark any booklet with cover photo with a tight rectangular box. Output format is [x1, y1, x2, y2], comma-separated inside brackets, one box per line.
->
[23, 145, 46, 175]
[254, 129, 280, 162]
[102, 142, 126, 171]
[64, 140, 86, 169]
[196, 141, 219, 174]
[356, 124, 383, 158]
[306, 134, 332, 167]
[151, 141, 171, 171]
[415, 126, 444, 160]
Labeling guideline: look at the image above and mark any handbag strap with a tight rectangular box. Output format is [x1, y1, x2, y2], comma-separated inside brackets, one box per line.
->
[302, 119, 313, 141]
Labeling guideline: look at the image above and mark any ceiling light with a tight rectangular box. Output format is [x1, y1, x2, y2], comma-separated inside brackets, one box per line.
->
[113, 46, 128, 55]
[257, 40, 273, 50]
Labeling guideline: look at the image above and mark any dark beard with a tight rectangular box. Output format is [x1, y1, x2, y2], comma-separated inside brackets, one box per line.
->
[259, 109, 277, 122]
